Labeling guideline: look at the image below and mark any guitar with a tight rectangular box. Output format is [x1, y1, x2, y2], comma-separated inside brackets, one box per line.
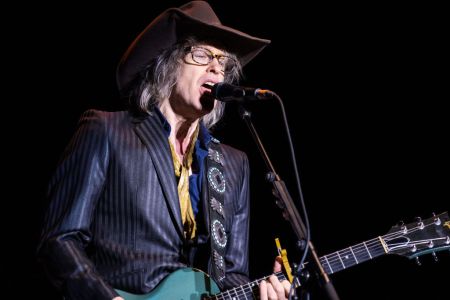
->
[116, 212, 450, 300]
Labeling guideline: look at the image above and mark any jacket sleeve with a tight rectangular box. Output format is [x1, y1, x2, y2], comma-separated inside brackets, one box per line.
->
[220, 150, 252, 290]
[37, 110, 118, 300]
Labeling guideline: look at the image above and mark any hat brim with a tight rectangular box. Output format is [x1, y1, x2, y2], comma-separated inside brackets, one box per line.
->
[117, 5, 270, 94]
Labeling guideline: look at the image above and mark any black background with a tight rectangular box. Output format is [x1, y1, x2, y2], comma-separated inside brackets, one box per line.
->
[9, 1, 448, 299]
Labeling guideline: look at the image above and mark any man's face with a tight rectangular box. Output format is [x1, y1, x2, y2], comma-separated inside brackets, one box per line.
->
[169, 45, 226, 120]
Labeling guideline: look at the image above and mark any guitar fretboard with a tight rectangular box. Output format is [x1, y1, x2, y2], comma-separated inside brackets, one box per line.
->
[206, 212, 449, 299]
[319, 236, 386, 274]
[208, 272, 286, 300]
[208, 238, 386, 299]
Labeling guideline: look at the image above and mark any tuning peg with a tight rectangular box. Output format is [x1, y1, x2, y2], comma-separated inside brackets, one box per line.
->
[431, 252, 439, 262]
[415, 217, 424, 229]
[398, 220, 407, 233]
[432, 212, 442, 225]
[415, 257, 422, 266]
[428, 240, 434, 248]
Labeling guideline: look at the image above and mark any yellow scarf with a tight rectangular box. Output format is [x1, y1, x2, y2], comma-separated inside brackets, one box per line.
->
[169, 125, 199, 240]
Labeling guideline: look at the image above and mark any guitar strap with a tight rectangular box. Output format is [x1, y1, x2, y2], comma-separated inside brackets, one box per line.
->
[205, 139, 227, 282]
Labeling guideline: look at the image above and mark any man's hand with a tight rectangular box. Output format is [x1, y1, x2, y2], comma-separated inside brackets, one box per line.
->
[259, 256, 292, 300]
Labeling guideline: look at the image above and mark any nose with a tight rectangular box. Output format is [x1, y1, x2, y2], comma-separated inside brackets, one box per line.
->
[207, 57, 223, 75]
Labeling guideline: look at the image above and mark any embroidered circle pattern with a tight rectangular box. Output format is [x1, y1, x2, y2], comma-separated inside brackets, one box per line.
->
[209, 148, 224, 165]
[211, 219, 227, 248]
[207, 167, 226, 193]
[213, 250, 225, 269]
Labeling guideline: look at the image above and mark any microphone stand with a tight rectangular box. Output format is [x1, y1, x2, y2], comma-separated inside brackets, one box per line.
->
[237, 104, 340, 300]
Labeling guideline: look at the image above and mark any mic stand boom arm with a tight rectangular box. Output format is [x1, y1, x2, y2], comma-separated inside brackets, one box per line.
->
[238, 105, 339, 300]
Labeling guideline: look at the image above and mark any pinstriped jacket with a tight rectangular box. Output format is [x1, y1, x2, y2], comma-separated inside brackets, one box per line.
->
[38, 109, 251, 299]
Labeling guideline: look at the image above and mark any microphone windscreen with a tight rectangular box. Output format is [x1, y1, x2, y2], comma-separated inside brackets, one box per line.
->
[211, 83, 244, 102]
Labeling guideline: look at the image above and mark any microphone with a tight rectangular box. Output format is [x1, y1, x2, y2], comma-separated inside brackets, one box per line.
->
[211, 82, 274, 102]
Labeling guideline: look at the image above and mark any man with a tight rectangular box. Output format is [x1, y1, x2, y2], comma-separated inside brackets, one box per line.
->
[38, 1, 291, 299]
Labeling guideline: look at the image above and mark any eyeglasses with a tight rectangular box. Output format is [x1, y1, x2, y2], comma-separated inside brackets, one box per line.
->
[185, 46, 238, 73]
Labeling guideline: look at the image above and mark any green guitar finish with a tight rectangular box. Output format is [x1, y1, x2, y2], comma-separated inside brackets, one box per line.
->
[115, 268, 220, 300]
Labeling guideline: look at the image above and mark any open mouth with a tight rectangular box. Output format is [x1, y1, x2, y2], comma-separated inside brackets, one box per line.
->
[202, 82, 214, 91]
[200, 83, 216, 105]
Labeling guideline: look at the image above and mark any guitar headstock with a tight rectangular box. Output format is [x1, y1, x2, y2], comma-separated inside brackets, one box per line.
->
[383, 212, 450, 259]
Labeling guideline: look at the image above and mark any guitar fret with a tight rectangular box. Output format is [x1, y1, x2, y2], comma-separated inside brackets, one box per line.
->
[231, 287, 239, 299]
[352, 243, 372, 261]
[363, 241, 373, 259]
[356, 239, 385, 262]
[319, 238, 388, 276]
[212, 274, 275, 300]
[349, 246, 359, 264]
[247, 280, 259, 300]
[231, 288, 238, 299]
[319, 257, 330, 274]
[250, 280, 258, 299]
[326, 253, 345, 272]
[336, 251, 345, 269]
[324, 255, 334, 273]
[339, 248, 358, 268]
[240, 285, 248, 300]
[228, 284, 244, 300]
[324, 252, 342, 272]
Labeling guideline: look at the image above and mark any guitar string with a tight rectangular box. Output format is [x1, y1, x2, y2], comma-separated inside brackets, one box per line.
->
[212, 220, 445, 297]
[325, 221, 439, 260]
[210, 276, 260, 299]
[321, 236, 387, 268]
[320, 222, 441, 271]
[211, 275, 265, 300]
[211, 272, 286, 299]
[322, 227, 425, 269]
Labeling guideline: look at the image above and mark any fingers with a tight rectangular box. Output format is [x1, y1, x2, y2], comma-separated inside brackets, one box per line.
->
[259, 275, 289, 300]
[273, 256, 283, 273]
[260, 257, 293, 299]
[281, 279, 292, 296]
[269, 275, 288, 299]
[259, 279, 268, 300]
[259, 278, 277, 300]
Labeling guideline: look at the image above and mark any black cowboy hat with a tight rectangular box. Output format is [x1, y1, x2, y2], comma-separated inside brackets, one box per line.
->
[116, 1, 270, 94]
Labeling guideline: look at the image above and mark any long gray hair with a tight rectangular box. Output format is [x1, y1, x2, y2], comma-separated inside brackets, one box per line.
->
[130, 37, 242, 129]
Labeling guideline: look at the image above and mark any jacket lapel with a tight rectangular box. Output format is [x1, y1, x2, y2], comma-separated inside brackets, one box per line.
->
[133, 113, 184, 238]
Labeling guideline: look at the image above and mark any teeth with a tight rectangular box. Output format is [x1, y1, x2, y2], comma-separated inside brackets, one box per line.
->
[203, 82, 214, 88]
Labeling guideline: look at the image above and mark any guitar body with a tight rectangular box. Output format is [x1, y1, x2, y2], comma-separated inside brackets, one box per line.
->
[115, 268, 220, 300]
